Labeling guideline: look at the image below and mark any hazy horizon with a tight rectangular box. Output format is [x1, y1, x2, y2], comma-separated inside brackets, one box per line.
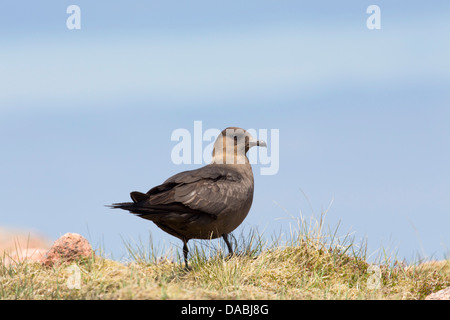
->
[1, 1, 449, 263]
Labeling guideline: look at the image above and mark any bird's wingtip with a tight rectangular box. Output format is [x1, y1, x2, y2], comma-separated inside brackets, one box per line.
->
[130, 191, 150, 203]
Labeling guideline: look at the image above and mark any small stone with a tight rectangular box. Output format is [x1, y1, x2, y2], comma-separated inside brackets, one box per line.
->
[425, 287, 450, 300]
[3, 247, 48, 266]
[43, 233, 93, 266]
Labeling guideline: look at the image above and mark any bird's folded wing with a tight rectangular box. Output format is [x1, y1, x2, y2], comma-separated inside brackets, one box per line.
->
[147, 165, 250, 217]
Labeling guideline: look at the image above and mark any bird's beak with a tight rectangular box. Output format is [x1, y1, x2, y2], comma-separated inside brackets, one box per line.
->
[249, 139, 267, 148]
[257, 140, 267, 147]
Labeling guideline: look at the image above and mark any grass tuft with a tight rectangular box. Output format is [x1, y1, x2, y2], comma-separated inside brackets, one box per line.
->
[1, 214, 449, 299]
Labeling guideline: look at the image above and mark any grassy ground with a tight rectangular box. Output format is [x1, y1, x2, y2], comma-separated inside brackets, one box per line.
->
[1, 215, 449, 300]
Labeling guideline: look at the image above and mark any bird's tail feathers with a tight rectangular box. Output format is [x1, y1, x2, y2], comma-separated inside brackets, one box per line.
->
[107, 201, 160, 219]
[106, 190, 151, 212]
[107, 202, 137, 210]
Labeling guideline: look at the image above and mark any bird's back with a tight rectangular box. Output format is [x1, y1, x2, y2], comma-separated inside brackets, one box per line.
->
[111, 163, 254, 241]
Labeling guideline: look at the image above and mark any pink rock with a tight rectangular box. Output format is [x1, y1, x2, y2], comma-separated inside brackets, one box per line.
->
[0, 226, 51, 253]
[2, 247, 48, 266]
[43, 233, 93, 266]
[425, 287, 450, 300]
[0, 226, 52, 267]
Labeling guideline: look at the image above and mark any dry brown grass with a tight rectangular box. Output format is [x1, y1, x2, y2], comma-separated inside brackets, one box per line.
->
[1, 215, 449, 300]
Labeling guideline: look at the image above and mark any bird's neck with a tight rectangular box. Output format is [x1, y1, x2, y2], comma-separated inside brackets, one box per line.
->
[211, 150, 249, 165]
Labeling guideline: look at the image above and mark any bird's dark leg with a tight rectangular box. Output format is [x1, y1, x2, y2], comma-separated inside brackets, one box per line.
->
[182, 239, 190, 270]
[222, 233, 234, 257]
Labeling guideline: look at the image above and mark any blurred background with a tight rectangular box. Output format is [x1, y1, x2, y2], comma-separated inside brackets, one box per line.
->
[1, 1, 449, 263]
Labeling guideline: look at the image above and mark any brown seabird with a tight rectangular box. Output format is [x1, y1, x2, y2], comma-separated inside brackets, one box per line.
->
[110, 127, 266, 268]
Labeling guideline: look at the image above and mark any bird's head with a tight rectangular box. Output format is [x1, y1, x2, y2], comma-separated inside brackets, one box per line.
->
[211, 127, 267, 165]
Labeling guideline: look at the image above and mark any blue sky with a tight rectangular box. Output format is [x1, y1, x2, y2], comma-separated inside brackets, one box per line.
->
[1, 1, 449, 263]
